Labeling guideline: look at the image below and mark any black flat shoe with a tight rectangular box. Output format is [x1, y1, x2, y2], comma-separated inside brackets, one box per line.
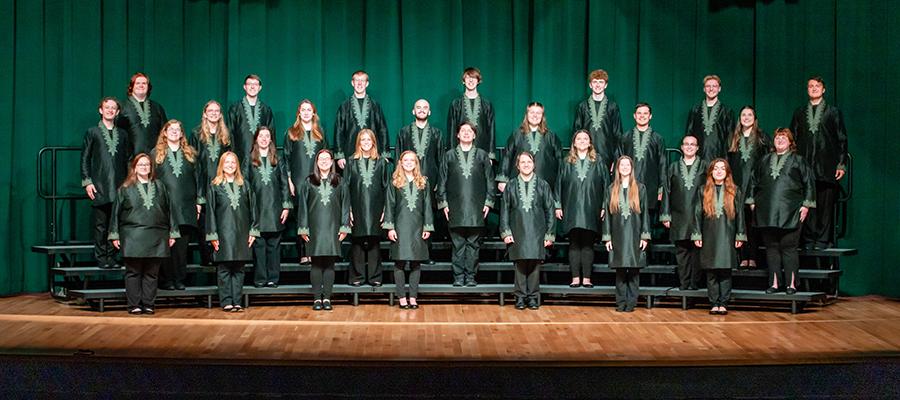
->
[371, 281, 382, 287]
[785, 287, 797, 295]
[129, 307, 143, 315]
[313, 301, 323, 311]
[350, 281, 363, 287]
[143, 308, 155, 315]
[322, 300, 333, 310]
[582, 283, 594, 288]
[453, 280, 464, 287]
[720, 308, 728, 315]
[466, 280, 477, 287]
[569, 282, 581, 288]
[267, 282, 278, 288]
[399, 303, 410, 309]
[515, 301, 526, 310]
[765, 287, 778, 294]
[410, 303, 419, 309]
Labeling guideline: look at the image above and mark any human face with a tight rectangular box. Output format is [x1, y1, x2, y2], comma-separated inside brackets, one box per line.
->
[526, 106, 544, 127]
[457, 124, 475, 145]
[573, 132, 591, 153]
[633, 106, 652, 127]
[740, 108, 755, 129]
[244, 78, 261, 97]
[351, 74, 369, 95]
[774, 134, 790, 153]
[165, 123, 183, 143]
[401, 153, 417, 173]
[463, 74, 480, 91]
[316, 152, 334, 172]
[99, 100, 119, 121]
[413, 100, 430, 120]
[299, 102, 314, 123]
[807, 79, 825, 101]
[617, 158, 633, 177]
[204, 103, 222, 123]
[256, 129, 271, 150]
[589, 79, 607, 96]
[222, 154, 238, 176]
[712, 161, 728, 183]
[359, 133, 374, 152]
[135, 156, 152, 180]
[132, 77, 149, 97]
[681, 136, 699, 158]
[704, 78, 721, 100]
[517, 154, 535, 176]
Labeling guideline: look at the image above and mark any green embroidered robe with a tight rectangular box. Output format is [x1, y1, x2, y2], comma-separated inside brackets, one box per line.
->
[397, 122, 446, 193]
[572, 97, 624, 170]
[556, 157, 608, 235]
[346, 157, 390, 237]
[685, 100, 735, 162]
[446, 95, 496, 159]
[789, 102, 849, 183]
[383, 181, 434, 261]
[619, 127, 667, 208]
[498, 129, 562, 191]
[746, 152, 817, 230]
[226, 98, 276, 167]
[190, 126, 233, 202]
[248, 155, 292, 233]
[283, 129, 327, 205]
[109, 180, 180, 258]
[437, 146, 496, 228]
[499, 176, 556, 261]
[333, 96, 389, 160]
[150, 147, 201, 228]
[116, 97, 167, 157]
[206, 181, 260, 262]
[80, 124, 128, 206]
[660, 158, 708, 241]
[692, 185, 747, 270]
[601, 183, 651, 269]
[727, 133, 770, 195]
[296, 178, 351, 257]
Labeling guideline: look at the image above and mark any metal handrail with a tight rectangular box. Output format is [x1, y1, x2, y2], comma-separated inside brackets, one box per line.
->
[37, 146, 86, 200]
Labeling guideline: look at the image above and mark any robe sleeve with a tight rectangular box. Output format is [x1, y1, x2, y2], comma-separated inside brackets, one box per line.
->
[789, 108, 803, 140]
[436, 128, 448, 183]
[723, 107, 736, 138]
[296, 181, 310, 236]
[333, 105, 347, 160]
[799, 155, 817, 208]
[282, 131, 294, 180]
[832, 108, 849, 170]
[436, 151, 449, 210]
[279, 162, 292, 209]
[373, 104, 390, 160]
[610, 103, 624, 138]
[484, 101, 497, 160]
[542, 181, 556, 242]
[499, 182, 512, 240]
[554, 161, 565, 211]
[573, 102, 588, 131]
[423, 182, 434, 232]
[660, 164, 673, 223]
[205, 184, 219, 241]
[248, 184, 261, 237]
[383, 184, 396, 231]
[497, 133, 516, 183]
[80, 129, 94, 187]
[685, 105, 697, 138]
[160, 182, 181, 239]
[691, 191, 703, 242]
[735, 187, 747, 242]
[396, 126, 407, 157]
[483, 152, 497, 208]
[158, 103, 168, 126]
[549, 133, 563, 206]
[263, 105, 276, 137]
[600, 189, 611, 242]
[656, 136, 668, 198]
[108, 187, 123, 240]
[446, 101, 459, 148]
[339, 181, 352, 234]
[639, 185, 651, 241]
[193, 156, 205, 205]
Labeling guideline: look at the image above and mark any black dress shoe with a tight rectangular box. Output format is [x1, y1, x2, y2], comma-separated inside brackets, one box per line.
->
[143, 308, 155, 315]
[465, 280, 477, 287]
[527, 299, 539, 310]
[313, 301, 323, 311]
[350, 281, 363, 287]
[624, 306, 635, 312]
[582, 283, 594, 288]
[174, 282, 186, 290]
[569, 282, 581, 288]
[410, 303, 419, 309]
[515, 300, 526, 310]
[322, 300, 333, 310]
[399, 303, 410, 309]
[765, 287, 778, 294]
[615, 305, 626, 312]
[720, 308, 728, 315]
[129, 307, 143, 315]
[453, 280, 464, 287]
[371, 281, 382, 287]
[267, 282, 278, 288]
[785, 287, 797, 295]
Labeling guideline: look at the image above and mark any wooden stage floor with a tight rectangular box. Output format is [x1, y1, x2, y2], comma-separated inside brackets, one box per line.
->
[1, 294, 899, 366]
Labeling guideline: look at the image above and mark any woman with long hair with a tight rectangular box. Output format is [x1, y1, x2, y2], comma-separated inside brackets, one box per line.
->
[345, 129, 391, 286]
[109, 153, 178, 314]
[693, 159, 746, 315]
[248, 126, 291, 288]
[151, 119, 200, 291]
[191, 100, 231, 265]
[500, 152, 556, 310]
[383, 151, 434, 309]
[206, 151, 259, 312]
[297, 149, 351, 311]
[602, 156, 651, 312]
[747, 128, 815, 295]
[283, 100, 327, 264]
[727, 106, 769, 268]
[497, 102, 561, 194]
[555, 130, 607, 288]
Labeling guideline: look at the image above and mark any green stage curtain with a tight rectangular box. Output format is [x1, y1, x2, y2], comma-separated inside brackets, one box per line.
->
[1, 0, 897, 296]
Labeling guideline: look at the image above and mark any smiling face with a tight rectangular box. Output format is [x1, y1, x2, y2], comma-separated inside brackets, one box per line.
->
[633, 106, 651, 127]
[222, 153, 238, 176]
[704, 78, 721, 100]
[299, 102, 314, 123]
[589, 78, 607, 96]
[712, 161, 728, 182]
[463, 73, 480, 91]
[617, 158, 633, 178]
[401, 152, 418, 173]
[256, 128, 271, 150]
[165, 123, 183, 143]
[351, 73, 369, 95]
[807, 79, 825, 101]
[359, 132, 374, 152]
[457, 123, 476, 145]
[99, 100, 119, 121]
[681, 136, 699, 158]
[774, 133, 791, 153]
[517, 153, 535, 176]
[132, 77, 149, 97]
[243, 78, 261, 97]
[135, 155, 152, 180]
[526, 105, 544, 127]
[740, 108, 755, 129]
[573, 131, 591, 152]
[204, 102, 221, 124]
[316, 151, 333, 172]
[413, 100, 430, 120]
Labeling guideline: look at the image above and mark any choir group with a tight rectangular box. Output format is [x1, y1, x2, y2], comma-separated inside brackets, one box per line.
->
[81, 68, 847, 315]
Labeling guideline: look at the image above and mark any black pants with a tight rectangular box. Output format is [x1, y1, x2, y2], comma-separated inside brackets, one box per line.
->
[615, 268, 640, 310]
[706, 269, 732, 307]
[568, 229, 596, 280]
[253, 231, 282, 285]
[674, 239, 702, 290]
[217, 261, 245, 307]
[762, 227, 801, 288]
[514, 260, 541, 302]
[350, 236, 382, 284]
[92, 203, 116, 267]
[739, 204, 760, 262]
[450, 227, 483, 283]
[124, 257, 161, 309]
[803, 180, 837, 248]
[197, 207, 215, 265]
[161, 225, 193, 286]
[311, 256, 336, 299]
[394, 261, 421, 298]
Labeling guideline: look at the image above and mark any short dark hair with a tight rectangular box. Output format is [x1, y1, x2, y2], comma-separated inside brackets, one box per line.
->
[634, 102, 652, 114]
[244, 74, 262, 85]
[808, 75, 825, 89]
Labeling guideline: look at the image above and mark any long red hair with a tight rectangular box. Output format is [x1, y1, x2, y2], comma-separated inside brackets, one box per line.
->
[702, 158, 737, 219]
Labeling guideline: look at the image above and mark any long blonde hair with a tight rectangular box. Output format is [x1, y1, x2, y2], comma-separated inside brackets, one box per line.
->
[518, 102, 548, 134]
[392, 150, 427, 190]
[211, 151, 244, 186]
[566, 129, 597, 164]
[197, 100, 230, 146]
[351, 129, 380, 160]
[287, 99, 325, 142]
[702, 158, 737, 219]
[609, 156, 641, 215]
[154, 120, 196, 164]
